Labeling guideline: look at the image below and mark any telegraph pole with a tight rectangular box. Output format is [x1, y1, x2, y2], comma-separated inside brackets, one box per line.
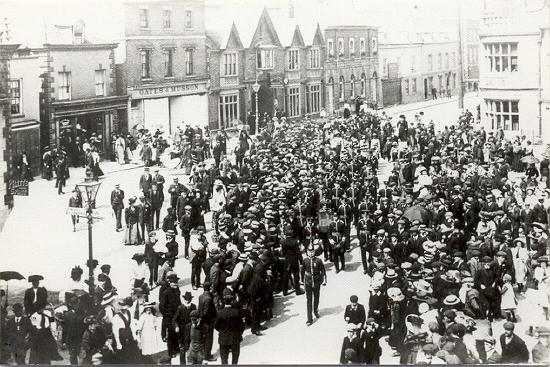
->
[457, 0, 464, 109]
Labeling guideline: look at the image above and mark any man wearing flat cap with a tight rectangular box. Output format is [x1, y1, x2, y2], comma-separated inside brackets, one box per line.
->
[24, 275, 47, 316]
[500, 321, 529, 363]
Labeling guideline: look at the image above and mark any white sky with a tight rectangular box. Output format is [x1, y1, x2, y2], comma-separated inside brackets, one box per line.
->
[0, 0, 492, 61]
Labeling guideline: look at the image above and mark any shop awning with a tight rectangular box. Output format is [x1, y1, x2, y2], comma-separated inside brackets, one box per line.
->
[52, 95, 129, 118]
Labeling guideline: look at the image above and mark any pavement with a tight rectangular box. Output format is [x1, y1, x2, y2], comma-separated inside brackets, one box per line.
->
[0, 96, 547, 364]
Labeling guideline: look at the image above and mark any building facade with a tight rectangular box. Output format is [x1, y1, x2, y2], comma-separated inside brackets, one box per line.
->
[479, 0, 550, 141]
[9, 47, 42, 176]
[124, 0, 210, 133]
[324, 26, 379, 114]
[464, 19, 480, 92]
[0, 43, 19, 231]
[41, 40, 128, 155]
[378, 32, 460, 106]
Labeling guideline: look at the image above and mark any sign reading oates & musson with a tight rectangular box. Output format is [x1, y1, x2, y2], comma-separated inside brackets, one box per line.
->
[131, 82, 207, 99]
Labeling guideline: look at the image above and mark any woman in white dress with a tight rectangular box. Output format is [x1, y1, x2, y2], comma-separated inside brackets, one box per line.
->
[510, 238, 529, 293]
[136, 302, 162, 361]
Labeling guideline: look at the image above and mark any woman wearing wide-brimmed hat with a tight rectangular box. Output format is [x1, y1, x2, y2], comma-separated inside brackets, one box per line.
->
[400, 314, 428, 364]
[124, 197, 141, 245]
[387, 287, 407, 356]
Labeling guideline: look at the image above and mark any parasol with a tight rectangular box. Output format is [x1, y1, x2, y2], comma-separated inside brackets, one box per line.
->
[521, 155, 540, 164]
[0, 271, 25, 307]
[132, 123, 145, 131]
[403, 205, 431, 224]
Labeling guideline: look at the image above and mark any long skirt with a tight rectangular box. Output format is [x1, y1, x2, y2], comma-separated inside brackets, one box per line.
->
[124, 223, 141, 245]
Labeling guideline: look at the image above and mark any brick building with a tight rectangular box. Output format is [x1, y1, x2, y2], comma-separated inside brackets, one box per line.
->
[124, 0, 210, 133]
[39, 26, 128, 155]
[324, 26, 380, 114]
[0, 43, 19, 231]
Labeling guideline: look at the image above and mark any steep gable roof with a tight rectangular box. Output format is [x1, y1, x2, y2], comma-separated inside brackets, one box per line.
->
[226, 22, 243, 49]
[312, 23, 325, 46]
[290, 25, 305, 47]
[250, 7, 281, 48]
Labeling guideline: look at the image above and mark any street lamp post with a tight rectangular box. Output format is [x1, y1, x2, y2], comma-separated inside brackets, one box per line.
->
[252, 78, 260, 136]
[76, 178, 101, 295]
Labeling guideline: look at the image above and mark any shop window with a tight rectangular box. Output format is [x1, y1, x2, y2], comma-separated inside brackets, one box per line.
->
[257, 49, 274, 69]
[185, 49, 194, 75]
[95, 69, 106, 96]
[219, 94, 239, 127]
[140, 49, 151, 79]
[184, 10, 193, 29]
[485, 99, 519, 131]
[163, 9, 172, 29]
[223, 52, 238, 76]
[309, 48, 320, 69]
[288, 86, 300, 117]
[10, 79, 21, 115]
[288, 49, 299, 70]
[58, 72, 71, 100]
[139, 8, 148, 28]
[164, 49, 174, 77]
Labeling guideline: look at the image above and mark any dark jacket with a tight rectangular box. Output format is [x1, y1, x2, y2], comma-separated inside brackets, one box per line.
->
[344, 303, 366, 327]
[214, 306, 244, 346]
[159, 287, 181, 317]
[500, 333, 529, 363]
[198, 291, 217, 324]
[23, 287, 48, 315]
[110, 189, 125, 209]
[6, 315, 32, 349]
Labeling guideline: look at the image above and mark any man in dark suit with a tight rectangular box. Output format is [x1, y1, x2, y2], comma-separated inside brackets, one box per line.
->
[152, 168, 165, 193]
[23, 275, 48, 316]
[6, 303, 32, 364]
[159, 274, 182, 358]
[149, 183, 164, 230]
[139, 167, 153, 196]
[500, 322, 529, 363]
[344, 295, 366, 329]
[168, 178, 186, 210]
[198, 282, 217, 361]
[111, 184, 125, 231]
[214, 289, 245, 365]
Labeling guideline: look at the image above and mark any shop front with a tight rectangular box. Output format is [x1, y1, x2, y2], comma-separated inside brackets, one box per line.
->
[51, 95, 128, 157]
[128, 80, 210, 134]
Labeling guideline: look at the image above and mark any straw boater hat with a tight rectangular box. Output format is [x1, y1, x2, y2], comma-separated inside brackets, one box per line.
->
[413, 279, 433, 294]
[387, 287, 405, 302]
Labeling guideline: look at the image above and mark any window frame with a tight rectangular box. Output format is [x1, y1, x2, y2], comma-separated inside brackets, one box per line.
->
[219, 93, 239, 127]
[9, 79, 22, 115]
[359, 38, 366, 56]
[307, 84, 321, 113]
[184, 10, 193, 29]
[139, 8, 149, 29]
[327, 39, 334, 58]
[338, 38, 344, 56]
[349, 38, 355, 57]
[257, 49, 274, 70]
[288, 86, 301, 117]
[185, 48, 194, 75]
[485, 42, 518, 73]
[58, 71, 72, 101]
[94, 69, 106, 96]
[485, 99, 519, 131]
[163, 9, 172, 30]
[287, 48, 300, 70]
[428, 54, 433, 71]
[223, 51, 238, 76]
[309, 48, 320, 69]
[163, 48, 174, 78]
[339, 76, 345, 100]
[140, 49, 151, 80]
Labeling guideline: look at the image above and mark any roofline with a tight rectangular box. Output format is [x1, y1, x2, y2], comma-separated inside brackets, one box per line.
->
[325, 25, 379, 30]
[43, 43, 119, 50]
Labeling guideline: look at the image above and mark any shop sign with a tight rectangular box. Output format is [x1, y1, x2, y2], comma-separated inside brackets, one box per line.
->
[60, 119, 71, 128]
[8, 179, 29, 196]
[131, 82, 207, 99]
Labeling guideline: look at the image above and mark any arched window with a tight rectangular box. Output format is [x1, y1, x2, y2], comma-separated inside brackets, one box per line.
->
[350, 75, 355, 98]
[360, 72, 366, 96]
[339, 76, 345, 100]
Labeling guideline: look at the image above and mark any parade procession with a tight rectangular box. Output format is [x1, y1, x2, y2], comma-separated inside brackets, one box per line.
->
[1, 0, 550, 365]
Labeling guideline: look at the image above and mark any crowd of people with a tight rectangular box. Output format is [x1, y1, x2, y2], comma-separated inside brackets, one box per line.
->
[2, 102, 550, 365]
